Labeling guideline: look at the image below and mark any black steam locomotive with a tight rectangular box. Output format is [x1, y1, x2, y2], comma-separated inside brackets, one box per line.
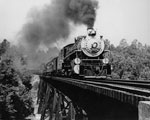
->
[44, 28, 112, 78]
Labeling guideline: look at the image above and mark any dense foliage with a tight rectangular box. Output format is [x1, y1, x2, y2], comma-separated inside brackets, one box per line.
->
[0, 39, 34, 120]
[108, 39, 150, 80]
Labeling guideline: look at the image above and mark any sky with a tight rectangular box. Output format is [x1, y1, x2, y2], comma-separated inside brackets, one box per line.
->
[0, 0, 149, 46]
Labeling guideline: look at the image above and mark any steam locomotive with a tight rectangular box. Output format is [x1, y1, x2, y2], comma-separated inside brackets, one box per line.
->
[44, 28, 111, 78]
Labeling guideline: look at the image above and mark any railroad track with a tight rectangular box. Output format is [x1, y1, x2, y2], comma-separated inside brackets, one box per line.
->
[51, 77, 150, 97]
[81, 79, 150, 97]
[84, 78, 150, 90]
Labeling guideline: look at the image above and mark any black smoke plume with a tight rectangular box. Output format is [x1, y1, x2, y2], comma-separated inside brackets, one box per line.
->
[66, 0, 98, 27]
[19, 0, 98, 51]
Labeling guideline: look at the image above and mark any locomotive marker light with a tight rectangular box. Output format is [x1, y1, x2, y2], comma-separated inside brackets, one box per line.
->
[102, 58, 109, 64]
[74, 65, 80, 74]
[111, 65, 113, 70]
[74, 58, 81, 65]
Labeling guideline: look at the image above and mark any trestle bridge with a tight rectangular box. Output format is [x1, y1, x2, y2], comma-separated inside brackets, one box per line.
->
[37, 76, 150, 120]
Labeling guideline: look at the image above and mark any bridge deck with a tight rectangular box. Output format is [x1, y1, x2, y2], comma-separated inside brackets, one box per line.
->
[42, 76, 150, 107]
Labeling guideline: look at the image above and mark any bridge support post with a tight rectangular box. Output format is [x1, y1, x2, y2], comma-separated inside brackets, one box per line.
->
[67, 103, 76, 120]
[138, 101, 150, 120]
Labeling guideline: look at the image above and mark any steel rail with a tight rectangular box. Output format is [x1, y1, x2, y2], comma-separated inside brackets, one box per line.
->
[82, 78, 150, 90]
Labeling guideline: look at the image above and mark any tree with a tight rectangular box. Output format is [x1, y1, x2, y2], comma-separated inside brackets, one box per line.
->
[104, 39, 110, 50]
[131, 39, 138, 48]
[0, 53, 33, 120]
[111, 39, 150, 80]
[140, 67, 150, 80]
[0, 39, 10, 56]
[119, 39, 128, 48]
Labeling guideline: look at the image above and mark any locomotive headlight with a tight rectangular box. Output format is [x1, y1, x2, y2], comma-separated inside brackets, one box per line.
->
[74, 65, 80, 74]
[103, 58, 109, 64]
[74, 58, 81, 65]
